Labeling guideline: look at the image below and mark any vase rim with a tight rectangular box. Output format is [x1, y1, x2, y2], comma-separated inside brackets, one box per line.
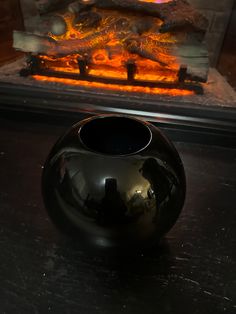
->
[78, 114, 152, 156]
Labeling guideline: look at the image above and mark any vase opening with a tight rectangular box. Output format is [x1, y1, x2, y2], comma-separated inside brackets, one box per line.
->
[79, 116, 152, 155]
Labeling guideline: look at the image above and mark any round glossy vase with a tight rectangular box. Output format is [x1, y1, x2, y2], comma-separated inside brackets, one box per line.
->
[42, 115, 186, 252]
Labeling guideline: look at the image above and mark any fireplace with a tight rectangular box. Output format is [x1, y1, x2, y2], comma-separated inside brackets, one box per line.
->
[13, 0, 210, 95]
[0, 0, 235, 138]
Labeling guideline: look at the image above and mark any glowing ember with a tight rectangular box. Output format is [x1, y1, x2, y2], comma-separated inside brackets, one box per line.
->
[33, 75, 194, 96]
[139, 0, 171, 3]
[32, 5, 195, 96]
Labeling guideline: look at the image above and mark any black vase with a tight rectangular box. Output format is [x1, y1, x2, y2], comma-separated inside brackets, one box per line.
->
[42, 115, 186, 252]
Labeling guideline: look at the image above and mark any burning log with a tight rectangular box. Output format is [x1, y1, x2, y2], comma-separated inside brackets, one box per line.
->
[14, 25, 208, 82]
[37, 0, 75, 14]
[43, 15, 68, 36]
[77, 0, 208, 36]
[124, 36, 169, 67]
[73, 11, 102, 30]
[68, 0, 95, 14]
[13, 17, 131, 56]
[124, 35, 208, 82]
[13, 30, 113, 56]
[131, 18, 155, 35]
[35, 6, 97, 36]
[20, 13, 69, 36]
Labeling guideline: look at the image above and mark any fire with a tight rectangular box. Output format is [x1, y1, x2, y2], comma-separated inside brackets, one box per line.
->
[139, 0, 171, 3]
[38, 52, 178, 82]
[33, 75, 194, 96]
[34, 7, 193, 96]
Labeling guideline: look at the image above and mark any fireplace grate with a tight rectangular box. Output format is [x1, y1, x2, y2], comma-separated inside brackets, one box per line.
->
[20, 55, 203, 94]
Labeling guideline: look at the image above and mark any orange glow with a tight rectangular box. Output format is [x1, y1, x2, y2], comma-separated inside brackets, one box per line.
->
[33, 75, 194, 96]
[36, 7, 193, 96]
[139, 0, 171, 3]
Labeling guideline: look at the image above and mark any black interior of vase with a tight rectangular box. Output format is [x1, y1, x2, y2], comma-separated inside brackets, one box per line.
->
[79, 116, 152, 155]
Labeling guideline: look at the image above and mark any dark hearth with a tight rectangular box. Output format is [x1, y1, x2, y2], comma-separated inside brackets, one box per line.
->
[13, 0, 209, 95]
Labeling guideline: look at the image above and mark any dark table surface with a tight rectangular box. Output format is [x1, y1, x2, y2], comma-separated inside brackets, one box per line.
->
[0, 116, 235, 314]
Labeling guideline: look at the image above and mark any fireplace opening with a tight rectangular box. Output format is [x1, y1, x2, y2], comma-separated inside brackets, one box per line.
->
[12, 0, 211, 95]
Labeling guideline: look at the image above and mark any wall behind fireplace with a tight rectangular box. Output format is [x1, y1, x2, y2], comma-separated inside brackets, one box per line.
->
[12, 0, 236, 66]
[0, 0, 24, 65]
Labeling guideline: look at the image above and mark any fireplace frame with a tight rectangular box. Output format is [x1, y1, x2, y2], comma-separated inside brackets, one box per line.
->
[0, 80, 235, 148]
[0, 1, 235, 148]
